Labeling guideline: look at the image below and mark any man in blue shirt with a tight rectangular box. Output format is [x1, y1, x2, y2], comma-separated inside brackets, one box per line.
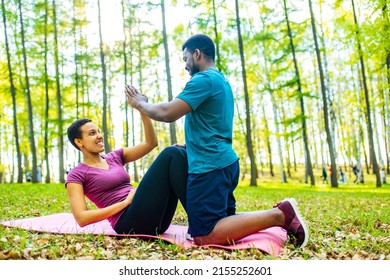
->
[125, 34, 308, 248]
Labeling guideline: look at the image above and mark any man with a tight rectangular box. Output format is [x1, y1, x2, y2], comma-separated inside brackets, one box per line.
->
[125, 34, 308, 248]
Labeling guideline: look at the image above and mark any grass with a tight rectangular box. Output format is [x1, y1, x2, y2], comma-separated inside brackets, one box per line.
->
[0, 175, 389, 260]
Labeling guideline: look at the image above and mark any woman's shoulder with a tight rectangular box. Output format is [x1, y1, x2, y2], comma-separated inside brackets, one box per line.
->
[65, 163, 89, 186]
[67, 162, 93, 178]
[102, 148, 125, 165]
[102, 148, 123, 159]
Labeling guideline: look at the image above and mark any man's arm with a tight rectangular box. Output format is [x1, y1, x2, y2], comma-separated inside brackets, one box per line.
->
[125, 85, 191, 122]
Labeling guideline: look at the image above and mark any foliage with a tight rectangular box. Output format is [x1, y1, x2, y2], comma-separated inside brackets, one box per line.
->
[0, 0, 389, 186]
[0, 175, 389, 260]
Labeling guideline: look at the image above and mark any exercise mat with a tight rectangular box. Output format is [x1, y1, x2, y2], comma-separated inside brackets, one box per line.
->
[1, 213, 287, 256]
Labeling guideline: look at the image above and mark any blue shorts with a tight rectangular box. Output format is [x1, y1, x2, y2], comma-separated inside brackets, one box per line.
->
[186, 160, 239, 237]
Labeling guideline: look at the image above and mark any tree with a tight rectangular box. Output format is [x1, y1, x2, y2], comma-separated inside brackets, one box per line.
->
[97, 0, 111, 153]
[18, 0, 38, 183]
[52, 0, 65, 183]
[72, 0, 81, 119]
[264, 109, 275, 177]
[211, 0, 222, 71]
[121, 0, 130, 172]
[351, 0, 381, 187]
[380, 0, 390, 174]
[159, 0, 177, 145]
[1, 0, 23, 183]
[234, 0, 257, 186]
[43, 0, 51, 183]
[283, 0, 315, 186]
[308, 0, 338, 187]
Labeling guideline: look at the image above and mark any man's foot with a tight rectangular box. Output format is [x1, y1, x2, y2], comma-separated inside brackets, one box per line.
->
[274, 198, 309, 248]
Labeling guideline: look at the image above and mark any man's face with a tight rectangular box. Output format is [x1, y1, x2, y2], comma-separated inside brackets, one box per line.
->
[183, 48, 200, 76]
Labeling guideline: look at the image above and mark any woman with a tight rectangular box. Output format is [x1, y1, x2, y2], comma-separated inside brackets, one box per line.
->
[65, 95, 188, 235]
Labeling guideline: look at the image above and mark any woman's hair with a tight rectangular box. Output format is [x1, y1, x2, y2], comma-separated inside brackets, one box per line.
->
[182, 34, 215, 61]
[67, 118, 92, 150]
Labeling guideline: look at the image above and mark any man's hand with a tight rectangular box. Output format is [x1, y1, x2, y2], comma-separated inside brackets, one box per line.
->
[125, 85, 148, 109]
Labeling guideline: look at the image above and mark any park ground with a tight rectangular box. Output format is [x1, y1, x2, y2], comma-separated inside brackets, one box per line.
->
[0, 169, 389, 260]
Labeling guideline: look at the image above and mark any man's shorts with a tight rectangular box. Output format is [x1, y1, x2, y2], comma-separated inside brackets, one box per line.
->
[186, 160, 239, 237]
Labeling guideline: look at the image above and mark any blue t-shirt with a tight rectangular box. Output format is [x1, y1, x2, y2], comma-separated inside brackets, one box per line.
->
[177, 68, 239, 174]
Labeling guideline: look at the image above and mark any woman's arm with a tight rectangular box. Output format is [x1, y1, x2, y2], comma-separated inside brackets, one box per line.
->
[122, 111, 158, 164]
[67, 182, 136, 227]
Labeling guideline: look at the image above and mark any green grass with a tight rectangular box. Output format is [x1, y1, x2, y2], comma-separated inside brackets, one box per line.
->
[0, 179, 389, 260]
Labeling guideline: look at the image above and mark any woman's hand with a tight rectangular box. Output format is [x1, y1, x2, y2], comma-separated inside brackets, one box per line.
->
[173, 143, 186, 149]
[125, 85, 148, 109]
[123, 188, 137, 207]
[67, 182, 135, 227]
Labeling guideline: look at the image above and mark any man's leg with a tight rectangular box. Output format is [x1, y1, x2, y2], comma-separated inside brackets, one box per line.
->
[194, 198, 309, 248]
[193, 209, 284, 245]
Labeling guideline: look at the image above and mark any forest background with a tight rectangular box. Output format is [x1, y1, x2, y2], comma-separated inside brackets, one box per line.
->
[0, 0, 389, 188]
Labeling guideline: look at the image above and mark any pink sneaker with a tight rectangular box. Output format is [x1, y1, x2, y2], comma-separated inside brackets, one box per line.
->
[274, 198, 309, 248]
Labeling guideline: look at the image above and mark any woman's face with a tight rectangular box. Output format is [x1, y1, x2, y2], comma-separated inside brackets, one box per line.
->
[76, 122, 105, 153]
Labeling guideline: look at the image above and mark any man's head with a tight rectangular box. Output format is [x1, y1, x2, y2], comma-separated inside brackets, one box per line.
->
[182, 34, 216, 76]
[67, 118, 92, 150]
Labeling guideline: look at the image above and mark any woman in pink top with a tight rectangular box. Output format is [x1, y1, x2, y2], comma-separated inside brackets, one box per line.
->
[65, 96, 188, 235]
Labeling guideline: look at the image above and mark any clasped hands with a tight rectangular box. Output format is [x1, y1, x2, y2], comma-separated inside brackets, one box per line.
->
[125, 85, 148, 109]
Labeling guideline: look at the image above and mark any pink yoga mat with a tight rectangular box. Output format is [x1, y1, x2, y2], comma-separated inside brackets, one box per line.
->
[1, 213, 287, 256]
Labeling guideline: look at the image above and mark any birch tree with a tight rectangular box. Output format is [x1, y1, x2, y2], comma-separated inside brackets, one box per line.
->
[52, 0, 65, 183]
[351, 0, 381, 187]
[2, 0, 23, 183]
[160, 0, 177, 145]
[235, 0, 257, 186]
[308, 0, 338, 187]
[18, 0, 38, 183]
[283, 0, 314, 185]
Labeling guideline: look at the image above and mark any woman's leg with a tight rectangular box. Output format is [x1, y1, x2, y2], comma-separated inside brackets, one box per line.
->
[114, 146, 188, 235]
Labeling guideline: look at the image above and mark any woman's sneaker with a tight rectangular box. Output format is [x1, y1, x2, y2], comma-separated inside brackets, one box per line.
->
[274, 198, 309, 248]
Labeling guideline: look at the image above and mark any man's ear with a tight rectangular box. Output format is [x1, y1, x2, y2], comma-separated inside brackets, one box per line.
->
[195, 49, 201, 60]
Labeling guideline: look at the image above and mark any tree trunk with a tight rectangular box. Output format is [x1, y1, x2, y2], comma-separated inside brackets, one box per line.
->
[52, 0, 65, 183]
[384, 76, 390, 174]
[261, 104, 274, 177]
[349, 60, 364, 183]
[308, 0, 338, 187]
[319, 1, 337, 163]
[97, 0, 111, 153]
[129, 8, 138, 182]
[362, 135, 369, 175]
[270, 90, 287, 183]
[383, 2, 390, 174]
[235, 0, 257, 186]
[283, 0, 315, 186]
[351, 0, 381, 187]
[121, 0, 130, 172]
[211, 0, 221, 71]
[261, 36, 287, 183]
[73, 0, 80, 119]
[309, 109, 319, 169]
[387, 53, 390, 174]
[18, 0, 38, 183]
[160, 0, 177, 145]
[43, 0, 51, 183]
[380, 89, 388, 175]
[2, 0, 23, 183]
